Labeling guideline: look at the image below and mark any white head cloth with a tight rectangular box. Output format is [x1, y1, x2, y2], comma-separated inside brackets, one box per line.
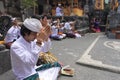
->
[69, 21, 74, 24]
[53, 21, 57, 23]
[60, 22, 64, 25]
[11, 18, 16, 22]
[58, 4, 61, 6]
[23, 18, 42, 32]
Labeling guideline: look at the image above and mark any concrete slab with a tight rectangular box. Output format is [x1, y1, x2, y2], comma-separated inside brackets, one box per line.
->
[0, 70, 15, 80]
[76, 33, 120, 73]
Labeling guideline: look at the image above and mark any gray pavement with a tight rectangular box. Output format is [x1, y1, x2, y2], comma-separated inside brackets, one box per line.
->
[1, 32, 120, 80]
[77, 33, 120, 73]
[52, 32, 120, 80]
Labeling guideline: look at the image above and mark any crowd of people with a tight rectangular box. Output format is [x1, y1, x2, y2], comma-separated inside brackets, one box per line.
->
[3, 15, 82, 48]
[0, 13, 81, 80]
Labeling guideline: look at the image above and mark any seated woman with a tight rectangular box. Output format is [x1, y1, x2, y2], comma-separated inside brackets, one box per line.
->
[69, 21, 81, 38]
[50, 21, 64, 40]
[90, 24, 97, 32]
[64, 21, 81, 38]
[4, 18, 21, 49]
[58, 22, 66, 39]
[93, 18, 101, 33]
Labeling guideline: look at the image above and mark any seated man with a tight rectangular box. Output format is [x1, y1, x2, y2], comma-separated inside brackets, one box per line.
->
[10, 18, 61, 80]
[64, 21, 76, 38]
[56, 4, 64, 16]
[4, 18, 21, 49]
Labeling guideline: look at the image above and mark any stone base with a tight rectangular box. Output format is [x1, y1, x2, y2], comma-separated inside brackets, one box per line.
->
[0, 49, 11, 74]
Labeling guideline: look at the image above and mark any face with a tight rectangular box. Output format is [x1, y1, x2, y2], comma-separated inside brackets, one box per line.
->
[43, 16, 47, 22]
[25, 32, 37, 42]
[13, 19, 18, 25]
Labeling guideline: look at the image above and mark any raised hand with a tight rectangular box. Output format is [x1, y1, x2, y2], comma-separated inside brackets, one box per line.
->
[43, 25, 52, 38]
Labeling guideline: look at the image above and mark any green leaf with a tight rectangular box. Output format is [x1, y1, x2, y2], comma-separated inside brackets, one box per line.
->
[21, 0, 37, 9]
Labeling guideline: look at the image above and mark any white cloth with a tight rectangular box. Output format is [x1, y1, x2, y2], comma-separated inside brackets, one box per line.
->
[23, 18, 42, 32]
[4, 26, 21, 43]
[75, 33, 81, 38]
[38, 67, 60, 80]
[56, 7, 63, 16]
[11, 18, 16, 22]
[58, 4, 61, 6]
[61, 34, 66, 38]
[10, 36, 41, 80]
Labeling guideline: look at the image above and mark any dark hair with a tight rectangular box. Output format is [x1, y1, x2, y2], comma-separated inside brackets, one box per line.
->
[42, 15, 48, 19]
[0, 10, 2, 15]
[31, 15, 42, 20]
[20, 25, 32, 37]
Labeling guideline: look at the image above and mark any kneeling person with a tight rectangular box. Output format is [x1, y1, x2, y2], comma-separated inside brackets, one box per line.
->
[10, 18, 61, 80]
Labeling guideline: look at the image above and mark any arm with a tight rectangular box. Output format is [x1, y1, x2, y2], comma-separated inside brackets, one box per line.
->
[41, 38, 51, 53]
[11, 43, 41, 65]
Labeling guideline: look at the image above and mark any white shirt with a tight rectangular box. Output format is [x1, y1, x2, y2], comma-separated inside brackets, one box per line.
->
[59, 27, 64, 33]
[51, 25, 58, 36]
[64, 22, 72, 32]
[41, 38, 51, 53]
[56, 6, 63, 16]
[4, 26, 21, 43]
[10, 36, 41, 80]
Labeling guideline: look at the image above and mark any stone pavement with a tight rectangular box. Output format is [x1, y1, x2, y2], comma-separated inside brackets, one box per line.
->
[53, 33, 120, 80]
[77, 33, 120, 73]
[1, 32, 120, 80]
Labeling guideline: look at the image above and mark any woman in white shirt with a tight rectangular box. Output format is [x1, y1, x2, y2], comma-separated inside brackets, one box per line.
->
[50, 21, 64, 40]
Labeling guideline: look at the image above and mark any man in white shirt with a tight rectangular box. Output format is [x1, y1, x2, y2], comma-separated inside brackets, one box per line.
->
[56, 4, 63, 16]
[64, 21, 72, 32]
[4, 18, 21, 49]
[10, 18, 61, 80]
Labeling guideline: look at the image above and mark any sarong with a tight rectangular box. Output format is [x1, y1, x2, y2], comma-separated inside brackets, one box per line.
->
[23, 73, 39, 80]
[36, 62, 61, 80]
[24, 62, 61, 80]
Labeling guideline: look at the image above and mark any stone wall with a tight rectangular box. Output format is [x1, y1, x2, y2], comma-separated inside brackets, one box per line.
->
[0, 45, 11, 75]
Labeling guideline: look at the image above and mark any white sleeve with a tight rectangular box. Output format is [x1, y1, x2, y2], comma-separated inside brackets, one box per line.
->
[11, 43, 41, 65]
[41, 38, 51, 53]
